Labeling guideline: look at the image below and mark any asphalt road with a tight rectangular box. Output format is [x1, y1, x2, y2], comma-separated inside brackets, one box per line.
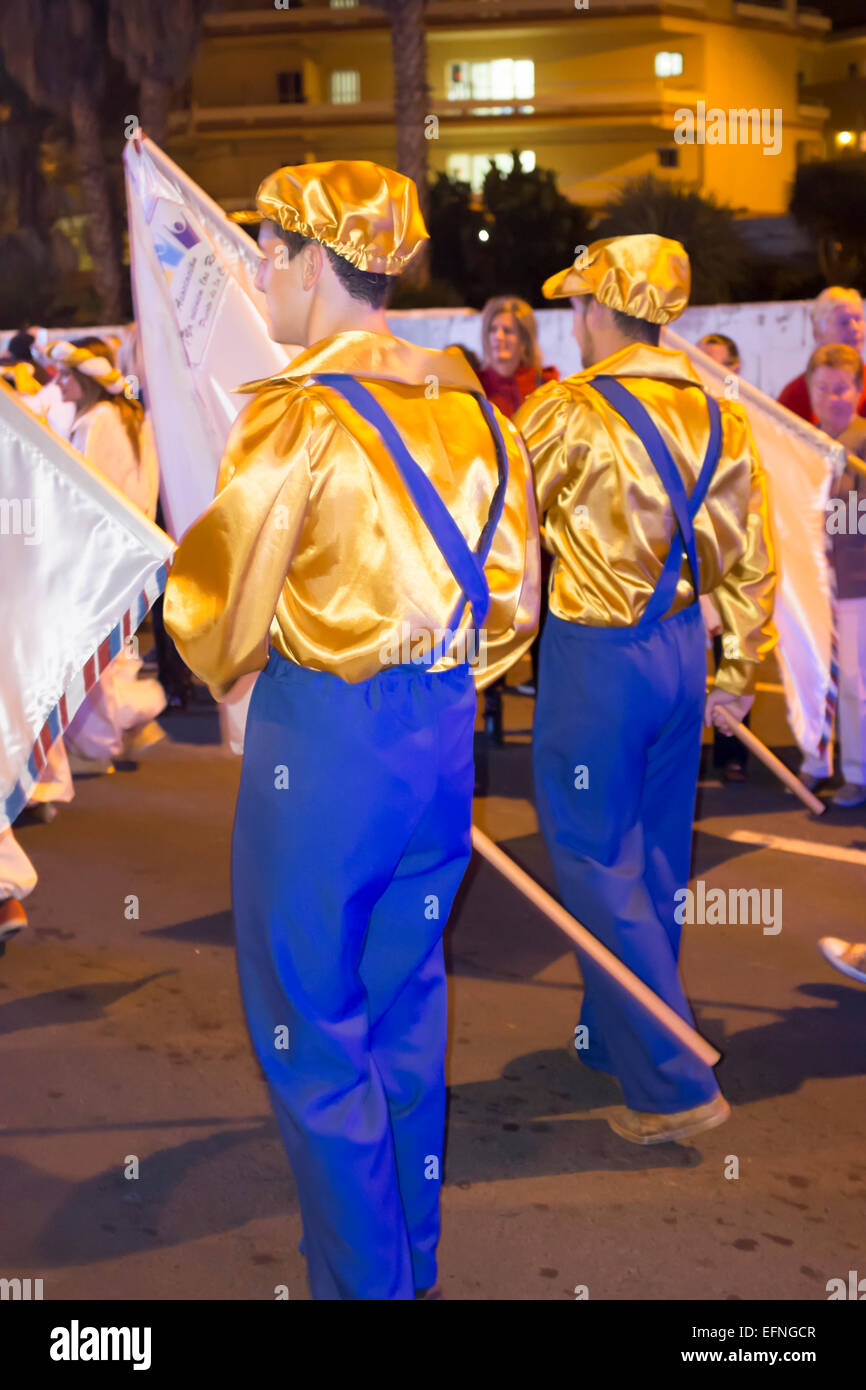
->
[1, 664, 864, 1302]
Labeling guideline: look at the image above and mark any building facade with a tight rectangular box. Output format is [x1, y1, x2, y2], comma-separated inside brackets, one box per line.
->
[165, 0, 851, 218]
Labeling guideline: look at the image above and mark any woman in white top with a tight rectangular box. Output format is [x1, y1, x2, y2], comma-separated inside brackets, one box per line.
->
[45, 339, 165, 769]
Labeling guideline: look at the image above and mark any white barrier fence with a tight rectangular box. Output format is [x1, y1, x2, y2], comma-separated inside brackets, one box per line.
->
[2, 298, 818, 401]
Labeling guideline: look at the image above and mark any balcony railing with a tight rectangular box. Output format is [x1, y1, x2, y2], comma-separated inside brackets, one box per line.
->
[170, 81, 707, 137]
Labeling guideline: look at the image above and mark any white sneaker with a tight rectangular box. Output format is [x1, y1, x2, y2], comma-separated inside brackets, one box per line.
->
[818, 937, 866, 984]
[830, 782, 866, 809]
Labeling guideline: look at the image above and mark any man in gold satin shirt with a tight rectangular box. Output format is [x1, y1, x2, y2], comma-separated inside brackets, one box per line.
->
[515, 234, 776, 1147]
[163, 161, 539, 1301]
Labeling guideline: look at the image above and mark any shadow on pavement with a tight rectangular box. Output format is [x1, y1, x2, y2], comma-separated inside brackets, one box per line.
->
[0, 973, 175, 1036]
[145, 912, 235, 948]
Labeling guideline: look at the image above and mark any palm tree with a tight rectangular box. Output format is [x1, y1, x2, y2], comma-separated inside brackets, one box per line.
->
[375, 0, 430, 287]
[0, 0, 122, 320]
[108, 0, 218, 151]
[593, 175, 751, 305]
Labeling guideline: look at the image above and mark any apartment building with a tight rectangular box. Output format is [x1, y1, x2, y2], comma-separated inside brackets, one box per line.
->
[166, 0, 844, 217]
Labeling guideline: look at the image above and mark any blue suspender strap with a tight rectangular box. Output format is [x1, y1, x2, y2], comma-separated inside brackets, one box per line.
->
[313, 373, 509, 639]
[589, 375, 722, 625]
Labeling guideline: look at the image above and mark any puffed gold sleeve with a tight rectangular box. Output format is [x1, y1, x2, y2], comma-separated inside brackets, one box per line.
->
[475, 423, 540, 690]
[708, 406, 777, 697]
[163, 387, 316, 700]
[514, 381, 575, 525]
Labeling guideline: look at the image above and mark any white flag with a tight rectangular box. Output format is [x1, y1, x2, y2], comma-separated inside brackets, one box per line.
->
[123, 134, 287, 541]
[0, 382, 174, 830]
[666, 328, 837, 763]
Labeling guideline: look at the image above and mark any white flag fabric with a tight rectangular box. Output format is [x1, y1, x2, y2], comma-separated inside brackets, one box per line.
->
[0, 382, 174, 830]
[665, 328, 838, 763]
[123, 134, 287, 542]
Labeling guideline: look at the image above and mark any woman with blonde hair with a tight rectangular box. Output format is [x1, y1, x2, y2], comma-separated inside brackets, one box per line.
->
[478, 299, 558, 729]
[47, 338, 158, 518]
[43, 338, 165, 771]
[477, 295, 558, 419]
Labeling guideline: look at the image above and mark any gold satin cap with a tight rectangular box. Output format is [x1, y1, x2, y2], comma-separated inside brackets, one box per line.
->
[232, 160, 429, 276]
[542, 234, 691, 324]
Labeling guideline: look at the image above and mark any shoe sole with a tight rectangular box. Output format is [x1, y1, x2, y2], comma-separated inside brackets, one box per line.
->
[818, 940, 866, 984]
[608, 1101, 731, 1146]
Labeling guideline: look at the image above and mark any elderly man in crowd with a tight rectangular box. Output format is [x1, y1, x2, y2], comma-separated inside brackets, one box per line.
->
[778, 287, 866, 422]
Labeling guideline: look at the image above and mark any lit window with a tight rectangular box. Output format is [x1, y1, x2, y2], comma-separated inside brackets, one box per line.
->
[446, 60, 534, 102]
[330, 70, 360, 103]
[446, 151, 535, 192]
[655, 51, 683, 78]
[330, 1, 358, 8]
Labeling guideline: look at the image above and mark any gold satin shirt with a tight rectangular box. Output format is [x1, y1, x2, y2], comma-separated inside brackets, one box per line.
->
[163, 331, 540, 699]
[514, 343, 776, 696]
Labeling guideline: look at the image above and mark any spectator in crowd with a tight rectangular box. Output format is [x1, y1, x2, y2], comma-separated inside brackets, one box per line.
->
[697, 332, 741, 376]
[477, 296, 558, 419]
[477, 298, 557, 728]
[698, 333, 752, 782]
[0, 329, 50, 394]
[45, 339, 165, 772]
[778, 288, 866, 423]
[800, 344, 866, 807]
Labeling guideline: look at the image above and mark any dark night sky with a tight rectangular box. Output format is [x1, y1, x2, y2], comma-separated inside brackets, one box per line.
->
[811, 0, 866, 31]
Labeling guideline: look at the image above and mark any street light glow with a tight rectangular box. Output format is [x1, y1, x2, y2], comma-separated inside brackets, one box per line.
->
[478, 228, 490, 241]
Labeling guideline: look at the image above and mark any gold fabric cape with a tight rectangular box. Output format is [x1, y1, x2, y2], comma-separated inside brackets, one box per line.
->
[164, 331, 540, 698]
[514, 342, 776, 697]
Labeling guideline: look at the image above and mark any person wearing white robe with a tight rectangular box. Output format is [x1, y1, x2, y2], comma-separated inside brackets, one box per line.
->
[0, 827, 36, 952]
[45, 340, 166, 768]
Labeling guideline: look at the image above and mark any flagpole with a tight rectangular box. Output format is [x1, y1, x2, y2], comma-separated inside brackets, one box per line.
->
[714, 710, 826, 815]
[469, 825, 721, 1068]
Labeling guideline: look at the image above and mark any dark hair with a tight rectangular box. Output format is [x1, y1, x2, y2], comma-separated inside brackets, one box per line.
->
[8, 330, 35, 363]
[270, 224, 392, 309]
[698, 332, 741, 365]
[7, 331, 49, 384]
[609, 306, 662, 347]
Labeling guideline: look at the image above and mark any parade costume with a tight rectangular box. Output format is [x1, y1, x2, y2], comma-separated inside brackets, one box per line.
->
[164, 161, 539, 1298]
[41, 342, 165, 765]
[515, 236, 775, 1121]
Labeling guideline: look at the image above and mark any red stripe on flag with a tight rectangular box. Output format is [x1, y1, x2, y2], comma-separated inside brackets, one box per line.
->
[32, 734, 45, 774]
[122, 609, 131, 641]
[39, 722, 53, 759]
[97, 637, 112, 673]
[59, 692, 69, 727]
[83, 655, 97, 691]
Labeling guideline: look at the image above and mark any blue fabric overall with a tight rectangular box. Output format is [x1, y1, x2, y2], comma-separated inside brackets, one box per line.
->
[533, 377, 723, 1115]
[232, 375, 508, 1299]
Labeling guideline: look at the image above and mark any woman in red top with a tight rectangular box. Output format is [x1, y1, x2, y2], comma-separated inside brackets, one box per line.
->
[477, 298, 558, 742]
[477, 296, 559, 419]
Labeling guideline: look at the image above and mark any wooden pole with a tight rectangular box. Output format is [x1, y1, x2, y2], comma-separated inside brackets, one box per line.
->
[714, 710, 826, 816]
[470, 825, 721, 1068]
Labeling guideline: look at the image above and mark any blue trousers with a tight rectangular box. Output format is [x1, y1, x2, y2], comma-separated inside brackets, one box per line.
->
[533, 605, 720, 1114]
[231, 650, 476, 1299]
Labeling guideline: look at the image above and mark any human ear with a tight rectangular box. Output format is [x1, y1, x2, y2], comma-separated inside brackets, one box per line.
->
[301, 241, 324, 291]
